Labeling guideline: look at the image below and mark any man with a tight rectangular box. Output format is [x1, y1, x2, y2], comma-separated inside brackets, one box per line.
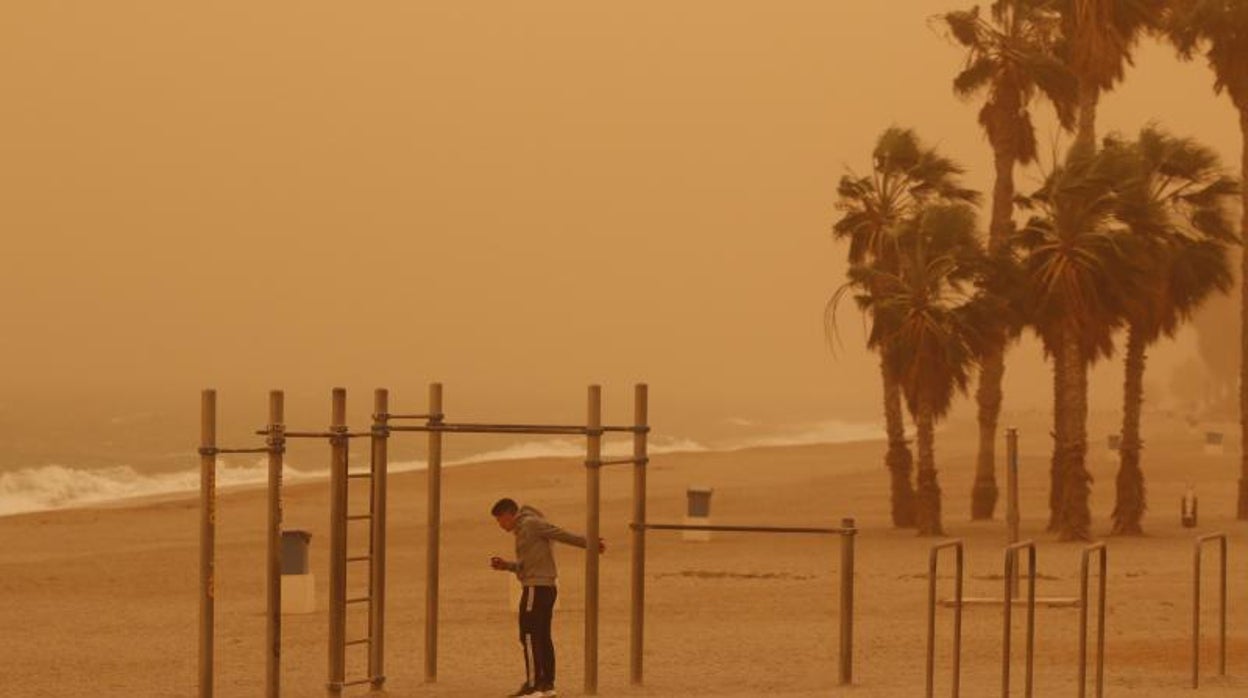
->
[490, 497, 605, 698]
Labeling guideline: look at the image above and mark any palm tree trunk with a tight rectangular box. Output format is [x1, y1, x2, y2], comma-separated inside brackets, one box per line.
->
[1058, 324, 1093, 541]
[882, 354, 917, 527]
[1113, 324, 1147, 534]
[1075, 80, 1099, 154]
[1048, 356, 1066, 531]
[1239, 108, 1248, 520]
[914, 401, 944, 536]
[971, 145, 1015, 520]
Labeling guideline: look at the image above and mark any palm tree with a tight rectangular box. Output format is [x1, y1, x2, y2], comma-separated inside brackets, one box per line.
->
[829, 128, 980, 528]
[1015, 146, 1141, 540]
[1057, 0, 1166, 150]
[939, 0, 1078, 520]
[1105, 127, 1238, 534]
[1165, 1, 1248, 519]
[850, 204, 991, 535]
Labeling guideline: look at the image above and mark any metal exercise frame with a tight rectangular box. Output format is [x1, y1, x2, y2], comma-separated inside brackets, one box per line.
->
[1078, 543, 1107, 698]
[629, 518, 858, 687]
[1002, 541, 1036, 698]
[1192, 532, 1228, 689]
[198, 383, 650, 698]
[926, 539, 963, 698]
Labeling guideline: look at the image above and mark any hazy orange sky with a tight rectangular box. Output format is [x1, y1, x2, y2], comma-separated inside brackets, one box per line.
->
[1, 2, 1241, 458]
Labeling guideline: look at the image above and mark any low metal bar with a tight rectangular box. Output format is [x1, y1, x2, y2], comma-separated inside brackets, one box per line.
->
[635, 522, 848, 535]
[378, 413, 433, 420]
[347, 596, 371, 605]
[261, 430, 373, 439]
[328, 678, 373, 689]
[345, 639, 371, 647]
[596, 457, 648, 467]
[602, 425, 651, 433]
[1079, 542, 1107, 698]
[211, 447, 272, 455]
[387, 424, 589, 435]
[347, 515, 372, 522]
[1193, 532, 1229, 689]
[347, 556, 371, 563]
[926, 539, 963, 698]
[1002, 540, 1036, 698]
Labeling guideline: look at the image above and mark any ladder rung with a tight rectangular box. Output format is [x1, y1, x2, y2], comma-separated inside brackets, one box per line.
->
[347, 514, 372, 521]
[347, 596, 372, 605]
[337, 677, 373, 687]
[348, 472, 372, 479]
[345, 638, 372, 647]
[347, 555, 371, 563]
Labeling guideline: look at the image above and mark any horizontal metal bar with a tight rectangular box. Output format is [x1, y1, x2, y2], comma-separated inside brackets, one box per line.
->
[596, 457, 648, 467]
[387, 424, 590, 435]
[347, 472, 372, 479]
[328, 678, 374, 688]
[347, 515, 372, 521]
[634, 522, 849, 535]
[255, 430, 372, 439]
[380, 413, 433, 420]
[346, 596, 371, 605]
[347, 556, 371, 563]
[212, 447, 271, 455]
[345, 638, 372, 647]
[602, 426, 651, 433]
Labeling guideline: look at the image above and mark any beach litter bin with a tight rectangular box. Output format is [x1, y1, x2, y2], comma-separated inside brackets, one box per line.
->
[683, 486, 713, 542]
[1182, 486, 1198, 528]
[1204, 432, 1224, 456]
[281, 530, 315, 614]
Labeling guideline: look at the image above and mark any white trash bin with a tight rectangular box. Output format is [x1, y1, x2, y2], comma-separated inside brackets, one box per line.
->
[281, 530, 316, 615]
[683, 487, 714, 542]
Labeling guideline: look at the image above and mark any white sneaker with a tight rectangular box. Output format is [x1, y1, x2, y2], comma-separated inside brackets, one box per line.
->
[537, 688, 557, 697]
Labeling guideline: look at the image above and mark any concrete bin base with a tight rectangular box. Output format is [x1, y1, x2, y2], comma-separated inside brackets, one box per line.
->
[281, 574, 316, 614]
[681, 515, 712, 542]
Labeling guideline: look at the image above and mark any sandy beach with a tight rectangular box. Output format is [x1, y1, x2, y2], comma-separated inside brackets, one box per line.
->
[2, 413, 1246, 697]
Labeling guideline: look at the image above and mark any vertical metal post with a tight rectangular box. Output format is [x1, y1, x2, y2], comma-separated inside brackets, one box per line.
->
[369, 389, 389, 689]
[1005, 428, 1020, 599]
[926, 540, 963, 698]
[629, 383, 648, 686]
[838, 517, 856, 686]
[1078, 543, 1107, 698]
[327, 388, 348, 696]
[425, 383, 443, 683]
[585, 385, 603, 695]
[266, 391, 285, 698]
[199, 390, 217, 698]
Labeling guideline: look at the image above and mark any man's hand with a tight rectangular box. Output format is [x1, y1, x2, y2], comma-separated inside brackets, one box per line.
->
[490, 556, 511, 571]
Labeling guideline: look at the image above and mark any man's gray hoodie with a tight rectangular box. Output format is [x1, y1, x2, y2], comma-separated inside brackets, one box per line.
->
[507, 505, 587, 587]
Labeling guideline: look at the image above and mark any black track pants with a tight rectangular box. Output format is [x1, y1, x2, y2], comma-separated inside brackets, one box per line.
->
[518, 585, 557, 688]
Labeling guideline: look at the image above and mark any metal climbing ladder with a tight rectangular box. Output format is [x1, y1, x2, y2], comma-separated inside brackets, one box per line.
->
[326, 388, 389, 695]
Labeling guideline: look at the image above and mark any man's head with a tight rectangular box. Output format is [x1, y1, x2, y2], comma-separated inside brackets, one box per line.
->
[491, 497, 520, 532]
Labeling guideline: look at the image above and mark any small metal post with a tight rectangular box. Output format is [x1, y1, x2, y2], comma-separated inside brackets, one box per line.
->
[369, 389, 388, 689]
[1192, 532, 1229, 688]
[266, 391, 285, 698]
[425, 383, 443, 684]
[629, 384, 648, 686]
[926, 540, 963, 698]
[1078, 543, 1107, 698]
[327, 388, 348, 696]
[838, 517, 856, 686]
[584, 385, 603, 695]
[199, 390, 217, 698]
[1005, 428, 1020, 599]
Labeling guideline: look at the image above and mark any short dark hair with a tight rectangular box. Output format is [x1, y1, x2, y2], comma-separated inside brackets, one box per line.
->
[491, 498, 518, 516]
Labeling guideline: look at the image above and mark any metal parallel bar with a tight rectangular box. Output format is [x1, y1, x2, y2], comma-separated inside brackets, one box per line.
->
[1193, 532, 1229, 689]
[585, 385, 602, 695]
[602, 425, 651, 433]
[327, 389, 348, 697]
[926, 540, 963, 698]
[388, 424, 588, 436]
[328, 678, 373, 689]
[199, 390, 216, 698]
[347, 596, 371, 605]
[597, 457, 649, 467]
[425, 383, 444, 684]
[347, 473, 372, 479]
[259, 430, 372, 439]
[345, 639, 371, 647]
[347, 556, 370, 563]
[212, 447, 271, 455]
[265, 392, 285, 698]
[368, 389, 389, 691]
[629, 384, 648, 687]
[379, 413, 432, 420]
[1002, 541, 1037, 698]
[634, 522, 848, 535]
[1079, 543, 1107, 698]
[347, 515, 372, 522]
[838, 518, 856, 686]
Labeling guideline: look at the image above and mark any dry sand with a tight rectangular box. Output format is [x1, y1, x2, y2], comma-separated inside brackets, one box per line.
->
[2, 413, 1247, 697]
